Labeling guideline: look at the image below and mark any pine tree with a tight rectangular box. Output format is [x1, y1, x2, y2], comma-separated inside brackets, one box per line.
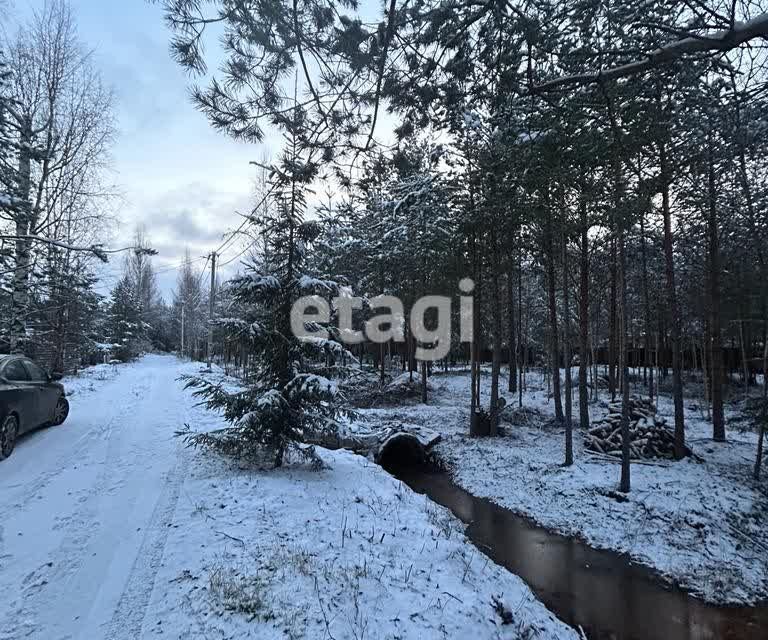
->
[158, 0, 392, 157]
[383, 142, 456, 399]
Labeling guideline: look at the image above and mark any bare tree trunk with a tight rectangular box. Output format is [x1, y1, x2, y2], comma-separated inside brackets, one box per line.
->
[734, 86, 768, 399]
[380, 341, 385, 386]
[408, 328, 415, 382]
[475, 255, 483, 412]
[640, 210, 654, 403]
[602, 87, 630, 491]
[755, 365, 767, 479]
[507, 265, 517, 394]
[469, 233, 479, 434]
[518, 250, 524, 408]
[703, 319, 712, 419]
[545, 202, 564, 422]
[591, 332, 598, 402]
[655, 327, 661, 401]
[691, 337, 698, 382]
[609, 237, 618, 399]
[739, 318, 750, 401]
[592, 296, 601, 402]
[619, 222, 631, 492]
[578, 193, 590, 428]
[755, 416, 766, 481]
[470, 325, 478, 419]
[763, 332, 768, 401]
[563, 229, 574, 465]
[490, 229, 502, 435]
[659, 140, 687, 457]
[707, 130, 726, 442]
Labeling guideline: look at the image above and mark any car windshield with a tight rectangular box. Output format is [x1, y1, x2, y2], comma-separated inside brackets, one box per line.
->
[3, 359, 30, 382]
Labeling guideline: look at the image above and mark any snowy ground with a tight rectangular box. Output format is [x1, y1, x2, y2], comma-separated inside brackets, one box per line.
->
[354, 368, 768, 606]
[0, 355, 576, 640]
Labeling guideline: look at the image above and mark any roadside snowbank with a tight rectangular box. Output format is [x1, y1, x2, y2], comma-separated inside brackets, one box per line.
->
[63, 361, 122, 397]
[355, 369, 768, 606]
[145, 446, 577, 639]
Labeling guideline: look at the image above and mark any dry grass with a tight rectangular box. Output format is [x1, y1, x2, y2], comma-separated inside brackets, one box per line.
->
[208, 565, 268, 616]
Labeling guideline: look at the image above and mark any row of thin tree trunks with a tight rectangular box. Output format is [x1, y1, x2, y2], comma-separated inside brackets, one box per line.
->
[350, 337, 765, 373]
[459, 114, 767, 488]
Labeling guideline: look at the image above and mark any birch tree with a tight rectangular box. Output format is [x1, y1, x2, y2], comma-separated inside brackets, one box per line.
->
[2, 0, 115, 353]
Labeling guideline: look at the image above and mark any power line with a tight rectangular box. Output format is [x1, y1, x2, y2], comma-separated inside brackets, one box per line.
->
[196, 254, 211, 288]
[95, 184, 273, 298]
[93, 254, 207, 297]
[155, 255, 207, 276]
[211, 181, 277, 257]
[218, 242, 252, 268]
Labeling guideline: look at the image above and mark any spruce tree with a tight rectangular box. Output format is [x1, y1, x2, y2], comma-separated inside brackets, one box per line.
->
[172, 249, 206, 357]
[107, 276, 142, 362]
[183, 104, 354, 468]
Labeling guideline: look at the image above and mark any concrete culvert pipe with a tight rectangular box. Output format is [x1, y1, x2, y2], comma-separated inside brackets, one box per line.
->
[376, 433, 428, 469]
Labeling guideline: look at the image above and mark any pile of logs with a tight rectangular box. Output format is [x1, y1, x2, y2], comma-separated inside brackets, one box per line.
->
[585, 396, 685, 460]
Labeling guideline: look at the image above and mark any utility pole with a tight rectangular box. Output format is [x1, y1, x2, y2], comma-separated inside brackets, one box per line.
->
[181, 303, 185, 359]
[207, 252, 217, 369]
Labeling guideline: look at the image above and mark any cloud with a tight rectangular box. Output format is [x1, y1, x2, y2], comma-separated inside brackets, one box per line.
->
[153, 210, 227, 246]
[112, 181, 253, 297]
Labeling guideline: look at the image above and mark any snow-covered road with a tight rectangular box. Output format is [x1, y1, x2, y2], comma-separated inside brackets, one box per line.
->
[0, 355, 194, 640]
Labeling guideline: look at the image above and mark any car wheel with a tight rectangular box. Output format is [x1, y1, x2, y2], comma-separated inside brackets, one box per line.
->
[52, 397, 69, 426]
[0, 414, 19, 461]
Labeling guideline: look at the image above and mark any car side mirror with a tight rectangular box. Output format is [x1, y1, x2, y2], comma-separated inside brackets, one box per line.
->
[50, 372, 63, 382]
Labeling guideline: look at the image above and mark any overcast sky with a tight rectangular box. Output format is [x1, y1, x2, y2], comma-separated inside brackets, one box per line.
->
[13, 0, 281, 297]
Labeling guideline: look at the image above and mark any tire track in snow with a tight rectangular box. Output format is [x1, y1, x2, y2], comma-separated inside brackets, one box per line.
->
[103, 447, 189, 640]
[102, 366, 195, 640]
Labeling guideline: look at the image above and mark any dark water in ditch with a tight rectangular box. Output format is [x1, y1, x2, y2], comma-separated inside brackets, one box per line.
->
[385, 462, 768, 640]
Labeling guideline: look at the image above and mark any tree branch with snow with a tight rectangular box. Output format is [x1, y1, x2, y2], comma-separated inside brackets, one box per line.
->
[533, 13, 768, 92]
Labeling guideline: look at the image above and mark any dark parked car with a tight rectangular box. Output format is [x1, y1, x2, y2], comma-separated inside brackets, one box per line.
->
[0, 355, 69, 461]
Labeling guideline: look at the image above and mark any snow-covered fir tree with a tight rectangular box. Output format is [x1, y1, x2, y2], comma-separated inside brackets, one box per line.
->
[106, 275, 143, 362]
[183, 104, 354, 468]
